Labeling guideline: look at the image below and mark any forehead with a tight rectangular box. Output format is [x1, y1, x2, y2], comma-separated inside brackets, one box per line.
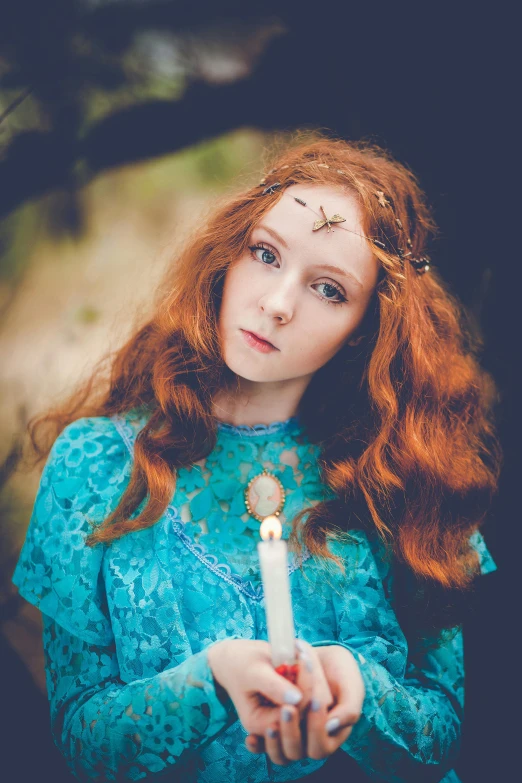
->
[270, 183, 361, 218]
[261, 184, 365, 240]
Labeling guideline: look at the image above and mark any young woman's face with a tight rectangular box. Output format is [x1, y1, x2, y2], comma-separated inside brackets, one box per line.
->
[218, 184, 380, 386]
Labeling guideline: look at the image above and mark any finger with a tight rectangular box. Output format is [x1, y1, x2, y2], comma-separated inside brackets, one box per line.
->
[306, 701, 357, 759]
[294, 641, 314, 710]
[265, 726, 288, 766]
[235, 692, 281, 737]
[306, 655, 363, 759]
[279, 704, 305, 761]
[325, 703, 361, 741]
[297, 647, 334, 755]
[255, 666, 303, 708]
[245, 734, 265, 754]
[306, 682, 363, 759]
[306, 697, 331, 759]
[310, 696, 362, 758]
[294, 642, 333, 721]
[324, 656, 364, 739]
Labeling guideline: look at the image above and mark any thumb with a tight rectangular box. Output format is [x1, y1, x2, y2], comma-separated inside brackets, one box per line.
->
[325, 706, 361, 739]
[324, 674, 364, 737]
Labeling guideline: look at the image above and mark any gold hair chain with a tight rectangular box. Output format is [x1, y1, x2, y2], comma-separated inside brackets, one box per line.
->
[258, 164, 431, 275]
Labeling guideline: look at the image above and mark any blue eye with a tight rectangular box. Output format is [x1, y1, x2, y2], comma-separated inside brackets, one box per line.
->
[315, 282, 346, 304]
[249, 244, 277, 265]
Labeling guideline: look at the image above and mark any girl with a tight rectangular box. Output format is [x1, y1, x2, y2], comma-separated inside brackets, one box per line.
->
[13, 135, 500, 782]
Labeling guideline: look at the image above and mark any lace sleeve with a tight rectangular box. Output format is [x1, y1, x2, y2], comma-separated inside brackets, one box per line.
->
[42, 613, 235, 781]
[12, 417, 129, 645]
[329, 629, 463, 783]
[13, 416, 236, 779]
[312, 531, 466, 783]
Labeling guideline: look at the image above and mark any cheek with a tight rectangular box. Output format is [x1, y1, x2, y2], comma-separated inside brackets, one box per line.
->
[295, 314, 356, 367]
[219, 267, 239, 315]
[304, 328, 345, 361]
[220, 263, 255, 315]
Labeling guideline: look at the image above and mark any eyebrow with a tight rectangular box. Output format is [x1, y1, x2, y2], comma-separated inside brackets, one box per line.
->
[256, 224, 364, 290]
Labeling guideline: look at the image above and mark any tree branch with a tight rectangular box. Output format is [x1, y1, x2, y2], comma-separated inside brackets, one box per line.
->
[0, 87, 33, 126]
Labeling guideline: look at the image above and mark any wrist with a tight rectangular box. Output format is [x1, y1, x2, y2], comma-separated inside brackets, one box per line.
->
[207, 638, 238, 691]
[207, 640, 233, 707]
[207, 639, 225, 678]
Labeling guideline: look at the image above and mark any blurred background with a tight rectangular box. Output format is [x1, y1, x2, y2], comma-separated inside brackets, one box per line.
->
[0, 2, 517, 780]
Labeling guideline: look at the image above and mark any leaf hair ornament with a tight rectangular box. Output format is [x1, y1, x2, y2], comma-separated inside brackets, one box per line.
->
[291, 197, 367, 242]
[312, 206, 347, 233]
[258, 162, 431, 275]
[374, 190, 391, 208]
[261, 182, 281, 196]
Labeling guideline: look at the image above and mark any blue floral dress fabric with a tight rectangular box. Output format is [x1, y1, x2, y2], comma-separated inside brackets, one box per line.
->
[12, 411, 497, 782]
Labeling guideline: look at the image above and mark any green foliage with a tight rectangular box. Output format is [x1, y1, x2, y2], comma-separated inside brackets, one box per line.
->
[0, 201, 43, 281]
[75, 305, 100, 325]
[0, 129, 265, 302]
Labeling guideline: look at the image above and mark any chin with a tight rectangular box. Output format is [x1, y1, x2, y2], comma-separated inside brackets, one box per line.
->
[225, 363, 273, 383]
[223, 355, 281, 383]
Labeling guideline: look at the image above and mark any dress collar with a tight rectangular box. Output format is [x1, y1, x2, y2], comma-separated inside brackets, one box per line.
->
[216, 416, 303, 438]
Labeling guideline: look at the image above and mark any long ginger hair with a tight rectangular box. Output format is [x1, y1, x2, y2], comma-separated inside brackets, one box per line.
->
[28, 134, 502, 640]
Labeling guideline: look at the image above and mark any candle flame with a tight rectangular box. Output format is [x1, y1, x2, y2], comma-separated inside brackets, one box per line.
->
[260, 515, 282, 541]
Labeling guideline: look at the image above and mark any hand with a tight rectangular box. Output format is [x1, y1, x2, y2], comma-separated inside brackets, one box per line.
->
[207, 638, 306, 737]
[245, 642, 365, 764]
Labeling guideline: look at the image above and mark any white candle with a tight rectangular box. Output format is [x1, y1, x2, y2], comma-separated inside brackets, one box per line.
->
[257, 515, 296, 667]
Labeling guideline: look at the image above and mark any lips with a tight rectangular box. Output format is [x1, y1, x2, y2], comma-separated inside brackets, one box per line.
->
[242, 330, 278, 349]
[249, 331, 276, 348]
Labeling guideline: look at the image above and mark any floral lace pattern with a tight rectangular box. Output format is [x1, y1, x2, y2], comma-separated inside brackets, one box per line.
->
[113, 413, 327, 589]
[12, 412, 496, 782]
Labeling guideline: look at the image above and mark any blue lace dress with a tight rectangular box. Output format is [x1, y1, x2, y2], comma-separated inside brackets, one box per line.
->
[12, 410, 497, 782]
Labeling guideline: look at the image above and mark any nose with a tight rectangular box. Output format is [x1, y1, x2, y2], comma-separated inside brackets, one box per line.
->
[258, 280, 295, 323]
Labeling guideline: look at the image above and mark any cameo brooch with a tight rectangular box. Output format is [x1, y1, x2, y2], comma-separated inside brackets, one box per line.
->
[244, 469, 286, 522]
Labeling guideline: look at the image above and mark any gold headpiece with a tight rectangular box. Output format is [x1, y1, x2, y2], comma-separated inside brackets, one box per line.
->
[257, 163, 431, 275]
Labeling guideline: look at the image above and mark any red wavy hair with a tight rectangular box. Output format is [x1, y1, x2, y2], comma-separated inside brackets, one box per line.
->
[29, 134, 502, 637]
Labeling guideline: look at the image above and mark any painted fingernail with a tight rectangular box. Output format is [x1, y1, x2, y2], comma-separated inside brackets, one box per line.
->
[303, 656, 314, 673]
[267, 727, 278, 738]
[284, 689, 302, 705]
[326, 717, 341, 735]
[311, 698, 321, 712]
[295, 639, 306, 652]
[282, 707, 293, 722]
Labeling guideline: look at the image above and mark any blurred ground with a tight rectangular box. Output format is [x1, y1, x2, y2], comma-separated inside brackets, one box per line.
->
[0, 129, 266, 703]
